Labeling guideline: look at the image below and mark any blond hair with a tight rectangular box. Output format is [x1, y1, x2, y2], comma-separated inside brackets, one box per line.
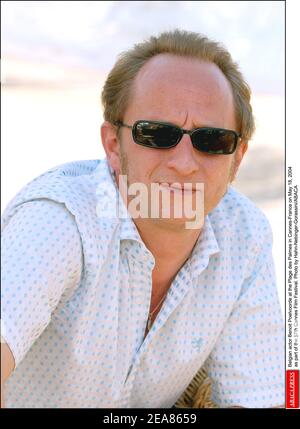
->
[101, 29, 255, 140]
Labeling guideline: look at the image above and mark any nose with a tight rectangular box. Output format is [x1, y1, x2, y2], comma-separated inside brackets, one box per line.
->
[166, 134, 199, 176]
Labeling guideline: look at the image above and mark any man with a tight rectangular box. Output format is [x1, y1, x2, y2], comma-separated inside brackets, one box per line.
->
[1, 29, 284, 408]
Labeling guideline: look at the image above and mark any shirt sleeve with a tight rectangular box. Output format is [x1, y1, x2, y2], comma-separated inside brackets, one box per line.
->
[1, 198, 83, 369]
[204, 220, 285, 408]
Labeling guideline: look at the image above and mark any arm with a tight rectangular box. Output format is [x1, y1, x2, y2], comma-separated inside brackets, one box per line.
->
[1, 199, 83, 407]
[1, 341, 15, 408]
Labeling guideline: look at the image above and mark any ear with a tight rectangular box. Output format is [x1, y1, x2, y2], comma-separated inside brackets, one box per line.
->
[101, 121, 122, 175]
[230, 140, 248, 182]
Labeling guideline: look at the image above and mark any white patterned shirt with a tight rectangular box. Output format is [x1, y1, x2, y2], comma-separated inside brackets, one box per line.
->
[1, 158, 284, 408]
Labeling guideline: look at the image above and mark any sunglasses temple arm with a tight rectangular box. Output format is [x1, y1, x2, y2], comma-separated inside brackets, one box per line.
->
[114, 121, 133, 130]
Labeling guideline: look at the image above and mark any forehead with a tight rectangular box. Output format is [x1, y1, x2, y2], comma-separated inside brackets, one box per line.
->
[127, 54, 235, 128]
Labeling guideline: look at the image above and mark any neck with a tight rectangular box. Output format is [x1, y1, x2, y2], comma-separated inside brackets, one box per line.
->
[133, 217, 202, 287]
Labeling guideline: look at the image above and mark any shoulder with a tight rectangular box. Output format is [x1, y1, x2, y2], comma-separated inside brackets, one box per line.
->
[1, 159, 108, 229]
[1, 158, 118, 271]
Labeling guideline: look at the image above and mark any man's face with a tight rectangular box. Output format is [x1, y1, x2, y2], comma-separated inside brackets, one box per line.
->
[102, 54, 247, 226]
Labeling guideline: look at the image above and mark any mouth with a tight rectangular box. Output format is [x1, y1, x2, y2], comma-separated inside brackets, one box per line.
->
[158, 182, 199, 192]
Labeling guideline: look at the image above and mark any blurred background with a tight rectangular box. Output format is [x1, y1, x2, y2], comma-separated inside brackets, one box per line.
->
[1, 1, 285, 312]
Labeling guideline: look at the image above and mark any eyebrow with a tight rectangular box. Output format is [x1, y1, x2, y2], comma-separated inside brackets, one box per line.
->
[159, 119, 217, 129]
[190, 121, 218, 129]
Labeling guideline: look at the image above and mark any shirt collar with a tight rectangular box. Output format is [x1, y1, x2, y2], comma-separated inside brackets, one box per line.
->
[95, 159, 145, 244]
[184, 214, 220, 280]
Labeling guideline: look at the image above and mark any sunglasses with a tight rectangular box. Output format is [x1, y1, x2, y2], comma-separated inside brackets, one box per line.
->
[115, 120, 241, 155]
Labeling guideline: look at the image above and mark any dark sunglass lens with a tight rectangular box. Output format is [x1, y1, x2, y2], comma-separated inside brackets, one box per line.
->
[192, 128, 237, 154]
[133, 122, 181, 148]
